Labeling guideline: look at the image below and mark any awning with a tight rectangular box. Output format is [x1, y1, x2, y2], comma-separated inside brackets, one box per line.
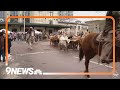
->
[0, 22, 71, 28]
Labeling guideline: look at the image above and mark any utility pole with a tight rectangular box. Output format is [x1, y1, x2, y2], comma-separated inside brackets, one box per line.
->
[24, 11, 25, 32]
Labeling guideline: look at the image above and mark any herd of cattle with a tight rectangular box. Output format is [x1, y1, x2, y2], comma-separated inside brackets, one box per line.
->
[49, 34, 83, 51]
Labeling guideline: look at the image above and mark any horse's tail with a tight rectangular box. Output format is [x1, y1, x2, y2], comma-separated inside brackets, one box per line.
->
[79, 45, 84, 62]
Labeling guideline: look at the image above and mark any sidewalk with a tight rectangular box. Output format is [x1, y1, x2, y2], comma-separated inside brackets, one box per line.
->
[0, 55, 21, 79]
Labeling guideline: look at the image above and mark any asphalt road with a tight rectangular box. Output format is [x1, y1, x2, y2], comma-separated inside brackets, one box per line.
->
[0, 40, 120, 79]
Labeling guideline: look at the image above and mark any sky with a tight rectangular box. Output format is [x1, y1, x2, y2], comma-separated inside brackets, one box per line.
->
[73, 11, 107, 22]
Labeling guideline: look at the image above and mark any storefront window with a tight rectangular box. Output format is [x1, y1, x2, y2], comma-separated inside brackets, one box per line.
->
[0, 11, 5, 18]
[10, 11, 18, 16]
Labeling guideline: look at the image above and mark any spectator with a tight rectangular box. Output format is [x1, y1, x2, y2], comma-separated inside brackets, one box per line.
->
[0, 31, 5, 62]
[0, 32, 4, 62]
[0, 31, 12, 62]
[8, 34, 12, 58]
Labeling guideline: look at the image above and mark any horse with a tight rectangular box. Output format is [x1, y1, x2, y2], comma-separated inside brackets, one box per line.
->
[108, 30, 120, 63]
[79, 32, 120, 78]
[79, 32, 105, 78]
[78, 11, 120, 78]
[26, 30, 35, 50]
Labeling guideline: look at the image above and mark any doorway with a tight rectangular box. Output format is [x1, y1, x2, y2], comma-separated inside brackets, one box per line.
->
[49, 30, 52, 35]
[12, 28, 17, 32]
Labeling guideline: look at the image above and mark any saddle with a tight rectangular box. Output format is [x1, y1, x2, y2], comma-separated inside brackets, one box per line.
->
[96, 30, 113, 42]
[96, 30, 120, 45]
[93, 33, 100, 45]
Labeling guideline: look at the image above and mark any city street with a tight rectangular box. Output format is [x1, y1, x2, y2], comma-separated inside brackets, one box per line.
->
[0, 40, 120, 79]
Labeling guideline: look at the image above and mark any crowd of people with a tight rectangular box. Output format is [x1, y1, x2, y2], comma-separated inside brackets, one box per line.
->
[16, 31, 46, 42]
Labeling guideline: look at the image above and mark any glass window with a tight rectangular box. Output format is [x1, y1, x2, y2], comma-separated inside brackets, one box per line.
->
[10, 11, 18, 16]
[25, 11, 29, 16]
[22, 11, 30, 16]
[0, 11, 5, 18]
[15, 11, 18, 15]
[72, 26, 76, 29]
[78, 26, 80, 30]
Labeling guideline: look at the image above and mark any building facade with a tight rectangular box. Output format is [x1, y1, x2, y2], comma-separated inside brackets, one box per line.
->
[85, 20, 106, 33]
[58, 21, 88, 36]
[58, 11, 73, 16]
[0, 11, 73, 24]
[0, 11, 73, 35]
[30, 11, 59, 24]
[58, 11, 73, 22]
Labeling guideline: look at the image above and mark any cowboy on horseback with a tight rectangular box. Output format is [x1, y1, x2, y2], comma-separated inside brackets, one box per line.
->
[97, 11, 120, 63]
[78, 11, 120, 78]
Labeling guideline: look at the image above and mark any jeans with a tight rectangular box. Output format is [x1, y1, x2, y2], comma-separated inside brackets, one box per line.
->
[0, 48, 5, 62]
[0, 48, 1, 61]
[8, 47, 11, 54]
